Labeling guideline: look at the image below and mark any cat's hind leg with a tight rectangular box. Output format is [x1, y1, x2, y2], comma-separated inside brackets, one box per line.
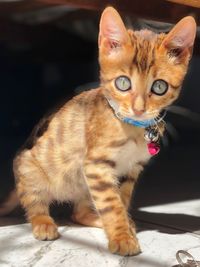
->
[14, 154, 59, 241]
[72, 198, 102, 228]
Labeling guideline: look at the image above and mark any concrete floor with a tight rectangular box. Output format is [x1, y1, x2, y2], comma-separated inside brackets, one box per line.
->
[1, 142, 200, 267]
[1, 199, 200, 267]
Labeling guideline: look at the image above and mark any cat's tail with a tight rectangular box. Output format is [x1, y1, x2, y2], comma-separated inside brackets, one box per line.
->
[0, 189, 19, 216]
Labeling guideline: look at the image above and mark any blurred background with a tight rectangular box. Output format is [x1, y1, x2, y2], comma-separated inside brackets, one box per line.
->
[0, 0, 200, 216]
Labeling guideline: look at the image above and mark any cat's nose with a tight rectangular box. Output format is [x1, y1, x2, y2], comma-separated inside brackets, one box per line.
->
[133, 108, 144, 116]
[132, 95, 145, 116]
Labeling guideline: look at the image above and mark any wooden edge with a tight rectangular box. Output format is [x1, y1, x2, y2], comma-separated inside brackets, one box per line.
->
[0, 0, 199, 25]
[167, 0, 200, 8]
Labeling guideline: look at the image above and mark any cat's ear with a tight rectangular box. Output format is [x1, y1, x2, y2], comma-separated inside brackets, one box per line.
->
[98, 7, 129, 53]
[162, 16, 196, 61]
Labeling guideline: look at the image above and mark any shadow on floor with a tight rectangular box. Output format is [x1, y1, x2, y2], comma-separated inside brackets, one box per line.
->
[134, 210, 200, 235]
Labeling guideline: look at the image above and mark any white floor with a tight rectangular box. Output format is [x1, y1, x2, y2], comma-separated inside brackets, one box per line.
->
[1, 200, 200, 267]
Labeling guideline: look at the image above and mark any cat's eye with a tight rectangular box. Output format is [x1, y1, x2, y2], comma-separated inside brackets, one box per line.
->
[115, 76, 131, 91]
[151, 79, 168, 96]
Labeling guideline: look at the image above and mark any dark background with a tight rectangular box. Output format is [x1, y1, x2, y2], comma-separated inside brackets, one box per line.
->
[0, 7, 200, 214]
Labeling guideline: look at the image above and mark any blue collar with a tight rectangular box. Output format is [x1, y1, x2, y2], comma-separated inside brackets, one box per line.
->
[105, 96, 158, 128]
[122, 117, 156, 128]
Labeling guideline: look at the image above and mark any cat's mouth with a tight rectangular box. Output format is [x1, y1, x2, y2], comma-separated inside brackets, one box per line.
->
[117, 106, 160, 121]
[105, 95, 164, 125]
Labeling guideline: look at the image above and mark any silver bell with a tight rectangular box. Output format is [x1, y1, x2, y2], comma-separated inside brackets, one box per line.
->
[144, 127, 159, 142]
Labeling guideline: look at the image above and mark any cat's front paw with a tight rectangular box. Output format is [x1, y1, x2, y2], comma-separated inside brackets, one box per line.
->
[31, 215, 59, 241]
[108, 233, 141, 256]
[33, 222, 59, 240]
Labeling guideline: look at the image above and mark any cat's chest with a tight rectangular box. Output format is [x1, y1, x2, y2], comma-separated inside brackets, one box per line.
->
[115, 139, 151, 176]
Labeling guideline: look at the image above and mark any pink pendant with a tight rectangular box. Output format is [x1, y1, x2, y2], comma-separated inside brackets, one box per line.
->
[147, 142, 160, 155]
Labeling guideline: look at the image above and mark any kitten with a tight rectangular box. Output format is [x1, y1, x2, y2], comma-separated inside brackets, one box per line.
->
[1, 7, 196, 256]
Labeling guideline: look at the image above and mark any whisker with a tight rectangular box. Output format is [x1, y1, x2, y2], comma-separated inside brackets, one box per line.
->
[154, 118, 163, 133]
[146, 110, 159, 115]
[155, 111, 167, 124]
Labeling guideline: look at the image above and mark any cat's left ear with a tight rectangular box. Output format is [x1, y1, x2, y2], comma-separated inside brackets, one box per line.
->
[98, 7, 130, 53]
[162, 16, 196, 61]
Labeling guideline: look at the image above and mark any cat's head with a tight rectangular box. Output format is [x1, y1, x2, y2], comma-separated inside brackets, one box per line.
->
[99, 7, 196, 121]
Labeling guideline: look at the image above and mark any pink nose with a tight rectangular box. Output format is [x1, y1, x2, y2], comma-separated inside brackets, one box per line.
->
[133, 109, 144, 116]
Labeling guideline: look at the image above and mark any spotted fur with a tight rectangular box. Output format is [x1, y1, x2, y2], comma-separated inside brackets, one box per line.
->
[1, 7, 196, 256]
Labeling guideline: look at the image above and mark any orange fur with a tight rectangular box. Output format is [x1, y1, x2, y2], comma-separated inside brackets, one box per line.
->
[5, 7, 196, 256]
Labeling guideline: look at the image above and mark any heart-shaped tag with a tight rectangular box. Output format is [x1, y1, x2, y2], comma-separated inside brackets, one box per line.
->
[147, 142, 160, 155]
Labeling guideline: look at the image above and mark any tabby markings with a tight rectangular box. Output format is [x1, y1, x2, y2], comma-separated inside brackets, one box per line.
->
[90, 181, 113, 192]
[98, 206, 114, 215]
[90, 158, 116, 168]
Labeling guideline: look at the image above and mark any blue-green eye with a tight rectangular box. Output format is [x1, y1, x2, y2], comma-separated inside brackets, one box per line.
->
[115, 76, 131, 91]
[151, 79, 168, 95]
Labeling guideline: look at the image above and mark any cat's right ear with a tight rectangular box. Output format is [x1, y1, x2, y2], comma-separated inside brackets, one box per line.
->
[161, 16, 196, 61]
[98, 7, 129, 54]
